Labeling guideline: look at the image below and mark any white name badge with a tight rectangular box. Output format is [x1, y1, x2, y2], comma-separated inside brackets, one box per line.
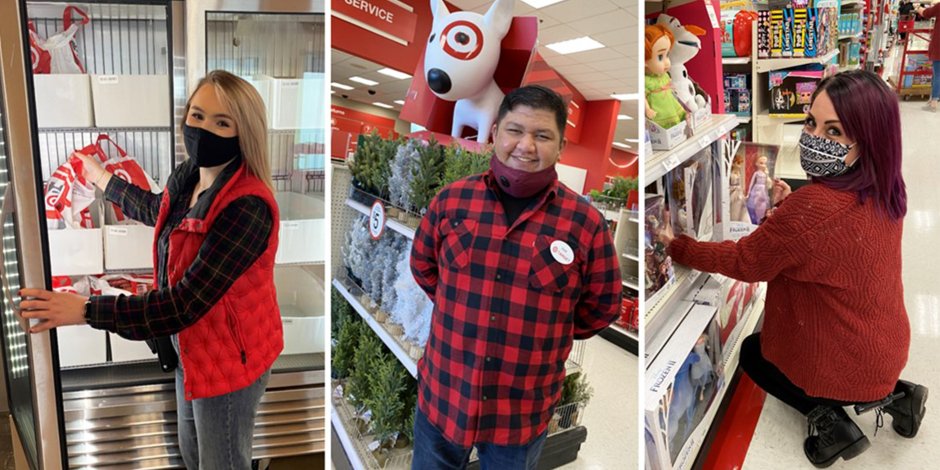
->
[550, 240, 574, 265]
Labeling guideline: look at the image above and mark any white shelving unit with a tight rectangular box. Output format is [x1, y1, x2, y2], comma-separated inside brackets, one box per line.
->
[722, 56, 751, 65]
[333, 277, 419, 378]
[645, 114, 740, 182]
[754, 48, 840, 73]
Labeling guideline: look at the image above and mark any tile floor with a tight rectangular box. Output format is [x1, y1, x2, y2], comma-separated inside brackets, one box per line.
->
[556, 335, 638, 470]
[741, 83, 940, 469]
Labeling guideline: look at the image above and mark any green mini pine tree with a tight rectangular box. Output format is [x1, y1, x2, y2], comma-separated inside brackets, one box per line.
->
[409, 137, 445, 215]
[332, 317, 363, 380]
[441, 144, 491, 188]
[331, 287, 354, 340]
[347, 332, 386, 408]
[364, 356, 408, 446]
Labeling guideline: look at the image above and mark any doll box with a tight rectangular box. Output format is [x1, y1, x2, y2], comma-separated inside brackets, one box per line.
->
[48, 228, 104, 276]
[767, 67, 824, 116]
[91, 75, 171, 127]
[645, 304, 723, 470]
[103, 225, 155, 271]
[33, 74, 95, 128]
[647, 120, 688, 151]
[275, 192, 326, 264]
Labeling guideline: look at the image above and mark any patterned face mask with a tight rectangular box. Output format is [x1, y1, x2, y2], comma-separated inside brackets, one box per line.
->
[799, 131, 857, 177]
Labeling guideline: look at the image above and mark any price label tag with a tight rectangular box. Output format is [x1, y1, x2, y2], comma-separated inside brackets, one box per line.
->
[97, 75, 119, 85]
[699, 135, 711, 149]
[283, 221, 300, 230]
[369, 200, 387, 240]
[108, 227, 128, 236]
[707, 4, 721, 29]
[662, 154, 681, 173]
[367, 440, 381, 452]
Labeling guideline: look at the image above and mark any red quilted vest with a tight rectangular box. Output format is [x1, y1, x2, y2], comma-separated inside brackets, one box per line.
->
[153, 162, 282, 400]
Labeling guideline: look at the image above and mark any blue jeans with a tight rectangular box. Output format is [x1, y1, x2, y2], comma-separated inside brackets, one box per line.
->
[932, 61, 940, 100]
[411, 407, 548, 470]
[173, 336, 270, 469]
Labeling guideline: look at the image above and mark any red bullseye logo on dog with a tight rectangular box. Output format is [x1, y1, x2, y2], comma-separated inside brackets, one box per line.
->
[440, 20, 483, 61]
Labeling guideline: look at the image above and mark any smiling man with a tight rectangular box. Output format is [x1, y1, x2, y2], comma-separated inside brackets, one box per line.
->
[409, 85, 623, 469]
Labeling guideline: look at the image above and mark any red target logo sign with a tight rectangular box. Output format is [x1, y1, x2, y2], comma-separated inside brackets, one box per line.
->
[440, 20, 484, 61]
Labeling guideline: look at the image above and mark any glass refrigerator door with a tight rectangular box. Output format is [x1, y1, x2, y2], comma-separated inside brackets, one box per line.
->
[193, 4, 326, 373]
[0, 65, 41, 470]
[187, 1, 326, 460]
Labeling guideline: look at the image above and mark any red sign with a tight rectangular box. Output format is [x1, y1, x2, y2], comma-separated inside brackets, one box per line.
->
[333, 0, 418, 44]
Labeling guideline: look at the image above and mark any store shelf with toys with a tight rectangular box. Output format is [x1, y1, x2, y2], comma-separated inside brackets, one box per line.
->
[646, 3, 778, 468]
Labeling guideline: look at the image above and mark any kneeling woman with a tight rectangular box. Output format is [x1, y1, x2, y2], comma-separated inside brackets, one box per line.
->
[658, 70, 926, 468]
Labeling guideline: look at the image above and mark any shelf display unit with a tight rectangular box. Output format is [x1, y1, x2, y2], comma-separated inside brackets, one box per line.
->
[330, 148, 593, 468]
[645, 3, 767, 468]
[0, 1, 326, 466]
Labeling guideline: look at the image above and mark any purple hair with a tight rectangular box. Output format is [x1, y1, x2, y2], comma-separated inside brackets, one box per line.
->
[810, 70, 907, 220]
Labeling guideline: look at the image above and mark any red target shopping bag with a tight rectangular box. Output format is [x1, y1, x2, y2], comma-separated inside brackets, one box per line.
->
[28, 6, 90, 74]
[45, 154, 96, 229]
[79, 135, 159, 224]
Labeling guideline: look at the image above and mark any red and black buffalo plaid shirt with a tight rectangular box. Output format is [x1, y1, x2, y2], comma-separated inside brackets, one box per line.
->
[410, 170, 622, 447]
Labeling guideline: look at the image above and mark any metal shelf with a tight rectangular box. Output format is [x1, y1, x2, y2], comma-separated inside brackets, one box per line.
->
[645, 114, 739, 182]
[346, 198, 416, 240]
[735, 115, 752, 125]
[622, 252, 639, 262]
[599, 324, 638, 355]
[622, 277, 639, 290]
[332, 277, 418, 378]
[331, 408, 369, 470]
[755, 49, 839, 73]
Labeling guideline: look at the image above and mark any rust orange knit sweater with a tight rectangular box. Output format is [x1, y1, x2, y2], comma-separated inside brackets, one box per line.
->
[668, 183, 908, 402]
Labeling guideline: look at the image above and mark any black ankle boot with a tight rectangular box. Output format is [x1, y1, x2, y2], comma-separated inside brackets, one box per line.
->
[804, 406, 870, 468]
[884, 380, 929, 438]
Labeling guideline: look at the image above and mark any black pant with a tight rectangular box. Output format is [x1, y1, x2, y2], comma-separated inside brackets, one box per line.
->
[739, 333, 854, 415]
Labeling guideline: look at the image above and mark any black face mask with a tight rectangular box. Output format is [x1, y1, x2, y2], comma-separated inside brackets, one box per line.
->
[183, 124, 241, 168]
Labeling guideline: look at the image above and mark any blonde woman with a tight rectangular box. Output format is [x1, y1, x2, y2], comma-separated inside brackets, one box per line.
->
[20, 70, 282, 469]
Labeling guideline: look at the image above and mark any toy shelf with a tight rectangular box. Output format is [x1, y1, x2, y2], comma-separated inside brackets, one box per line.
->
[645, 114, 740, 182]
[722, 57, 751, 65]
[755, 49, 839, 73]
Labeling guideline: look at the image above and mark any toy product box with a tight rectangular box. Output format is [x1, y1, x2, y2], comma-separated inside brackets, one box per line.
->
[768, 66, 824, 115]
[689, 275, 764, 365]
[725, 88, 751, 114]
[667, 149, 715, 242]
[770, 9, 784, 57]
[647, 120, 689, 151]
[645, 195, 676, 302]
[758, 11, 772, 59]
[723, 73, 748, 90]
[645, 304, 723, 470]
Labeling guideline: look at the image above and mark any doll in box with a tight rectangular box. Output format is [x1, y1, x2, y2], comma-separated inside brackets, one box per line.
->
[730, 156, 747, 222]
[746, 155, 771, 224]
[645, 24, 686, 129]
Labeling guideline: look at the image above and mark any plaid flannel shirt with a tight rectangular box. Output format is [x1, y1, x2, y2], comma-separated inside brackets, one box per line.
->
[86, 161, 272, 340]
[410, 170, 622, 447]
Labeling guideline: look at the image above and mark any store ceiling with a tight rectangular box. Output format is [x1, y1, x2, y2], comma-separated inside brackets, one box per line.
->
[332, 0, 640, 151]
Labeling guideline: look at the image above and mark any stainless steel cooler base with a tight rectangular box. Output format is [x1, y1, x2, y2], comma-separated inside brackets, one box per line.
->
[60, 354, 324, 469]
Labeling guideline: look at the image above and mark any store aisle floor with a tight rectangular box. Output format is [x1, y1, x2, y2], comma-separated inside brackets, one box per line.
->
[740, 99, 940, 469]
[557, 336, 638, 470]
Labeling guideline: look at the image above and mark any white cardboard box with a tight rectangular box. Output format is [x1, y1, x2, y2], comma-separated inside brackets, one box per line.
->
[109, 333, 156, 363]
[91, 75, 171, 127]
[271, 76, 324, 130]
[33, 74, 95, 128]
[648, 120, 689, 151]
[103, 225, 155, 271]
[275, 192, 325, 264]
[57, 326, 106, 368]
[48, 228, 104, 276]
[244, 75, 275, 125]
[275, 266, 325, 354]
